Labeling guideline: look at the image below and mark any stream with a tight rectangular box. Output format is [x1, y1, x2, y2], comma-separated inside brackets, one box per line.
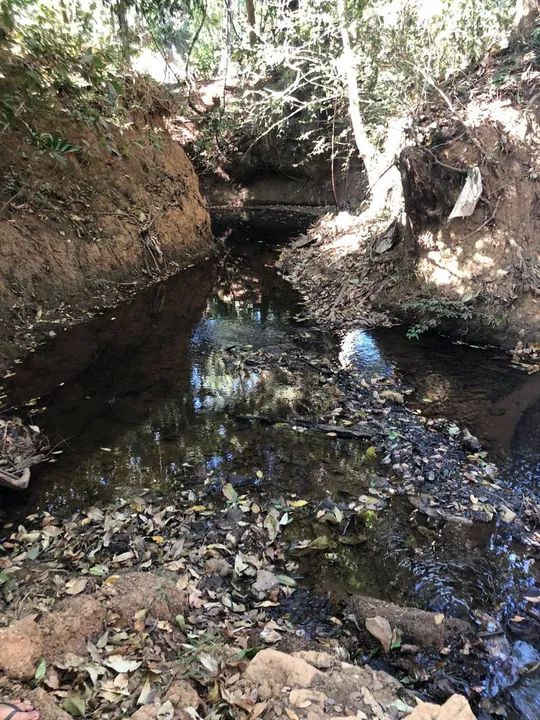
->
[1, 233, 539, 718]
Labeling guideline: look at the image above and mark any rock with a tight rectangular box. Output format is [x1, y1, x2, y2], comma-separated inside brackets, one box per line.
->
[0, 596, 106, 678]
[347, 595, 471, 650]
[289, 688, 326, 708]
[380, 390, 405, 404]
[319, 661, 402, 715]
[293, 650, 338, 670]
[29, 688, 72, 720]
[438, 695, 476, 720]
[167, 679, 201, 716]
[252, 569, 278, 594]
[406, 694, 476, 719]
[40, 595, 106, 662]
[240, 649, 405, 718]
[106, 572, 186, 626]
[245, 649, 322, 689]
[462, 429, 481, 453]
[0, 616, 43, 679]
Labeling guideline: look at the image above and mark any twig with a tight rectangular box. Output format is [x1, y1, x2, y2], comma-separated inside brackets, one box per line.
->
[463, 196, 502, 239]
[422, 147, 468, 174]
[0, 182, 31, 218]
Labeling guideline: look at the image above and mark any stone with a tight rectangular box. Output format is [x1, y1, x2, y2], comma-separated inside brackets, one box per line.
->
[462, 429, 481, 453]
[40, 595, 106, 662]
[245, 649, 322, 689]
[0, 616, 44, 679]
[293, 651, 338, 670]
[438, 695, 476, 720]
[252, 569, 278, 594]
[347, 595, 470, 650]
[106, 572, 187, 626]
[29, 688, 72, 720]
[166, 679, 201, 719]
[406, 694, 476, 720]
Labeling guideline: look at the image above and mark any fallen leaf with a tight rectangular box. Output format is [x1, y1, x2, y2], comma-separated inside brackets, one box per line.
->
[222, 483, 239, 502]
[105, 657, 142, 673]
[63, 695, 85, 717]
[65, 577, 88, 595]
[366, 615, 393, 653]
[34, 658, 46, 682]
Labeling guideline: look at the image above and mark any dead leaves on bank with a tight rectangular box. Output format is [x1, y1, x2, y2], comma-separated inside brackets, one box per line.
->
[0, 487, 372, 718]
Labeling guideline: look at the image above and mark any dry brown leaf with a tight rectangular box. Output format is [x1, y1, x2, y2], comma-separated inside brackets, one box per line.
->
[365, 615, 393, 653]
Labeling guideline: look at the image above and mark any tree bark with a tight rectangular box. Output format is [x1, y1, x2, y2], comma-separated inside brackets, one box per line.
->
[336, 0, 404, 218]
[246, 0, 257, 46]
[336, 0, 381, 189]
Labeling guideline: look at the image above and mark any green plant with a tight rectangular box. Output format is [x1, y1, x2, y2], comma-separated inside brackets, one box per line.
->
[405, 296, 476, 339]
[26, 128, 80, 162]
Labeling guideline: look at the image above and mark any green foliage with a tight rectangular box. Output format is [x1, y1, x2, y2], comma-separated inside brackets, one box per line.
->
[27, 129, 80, 163]
[185, 0, 516, 170]
[0, 0, 179, 168]
[405, 296, 475, 339]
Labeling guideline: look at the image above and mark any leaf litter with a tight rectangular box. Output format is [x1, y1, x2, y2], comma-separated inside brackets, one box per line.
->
[0, 484, 373, 718]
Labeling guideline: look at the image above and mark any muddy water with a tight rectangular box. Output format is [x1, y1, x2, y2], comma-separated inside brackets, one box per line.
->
[1, 236, 539, 716]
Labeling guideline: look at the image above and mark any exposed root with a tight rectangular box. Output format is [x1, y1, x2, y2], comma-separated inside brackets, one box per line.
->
[0, 419, 50, 490]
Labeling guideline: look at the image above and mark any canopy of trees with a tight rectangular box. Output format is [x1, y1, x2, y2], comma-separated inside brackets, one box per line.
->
[0, 0, 529, 207]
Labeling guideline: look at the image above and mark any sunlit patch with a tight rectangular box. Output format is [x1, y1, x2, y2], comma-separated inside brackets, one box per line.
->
[339, 329, 393, 377]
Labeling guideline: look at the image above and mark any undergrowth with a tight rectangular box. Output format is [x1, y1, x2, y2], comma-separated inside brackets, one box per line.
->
[0, 3, 177, 168]
[405, 297, 476, 339]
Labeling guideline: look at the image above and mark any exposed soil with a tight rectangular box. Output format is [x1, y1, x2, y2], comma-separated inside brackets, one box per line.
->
[0, 110, 213, 370]
[279, 34, 540, 350]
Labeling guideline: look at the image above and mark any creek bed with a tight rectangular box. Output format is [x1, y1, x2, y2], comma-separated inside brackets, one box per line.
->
[1, 233, 539, 718]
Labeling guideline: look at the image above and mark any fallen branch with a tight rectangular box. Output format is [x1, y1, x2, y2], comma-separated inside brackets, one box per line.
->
[235, 414, 375, 439]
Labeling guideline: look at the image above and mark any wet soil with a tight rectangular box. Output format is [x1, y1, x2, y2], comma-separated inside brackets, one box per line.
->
[0, 233, 539, 717]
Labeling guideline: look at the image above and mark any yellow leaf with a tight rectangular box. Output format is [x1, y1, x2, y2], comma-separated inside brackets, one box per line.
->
[104, 575, 120, 586]
[151, 536, 165, 544]
[365, 446, 377, 461]
[289, 500, 308, 508]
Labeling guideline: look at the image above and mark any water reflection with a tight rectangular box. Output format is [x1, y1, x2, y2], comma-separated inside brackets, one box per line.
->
[0, 242, 368, 517]
[339, 329, 393, 377]
[340, 327, 540, 484]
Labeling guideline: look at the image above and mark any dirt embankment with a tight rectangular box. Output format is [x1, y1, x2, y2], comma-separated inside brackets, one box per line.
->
[0, 108, 213, 369]
[280, 34, 540, 350]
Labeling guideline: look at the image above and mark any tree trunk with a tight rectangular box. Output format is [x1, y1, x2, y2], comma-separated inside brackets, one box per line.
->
[336, 0, 404, 219]
[336, 0, 381, 189]
[246, 0, 257, 46]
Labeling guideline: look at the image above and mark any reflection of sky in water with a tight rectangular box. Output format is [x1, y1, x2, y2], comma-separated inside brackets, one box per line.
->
[339, 329, 394, 377]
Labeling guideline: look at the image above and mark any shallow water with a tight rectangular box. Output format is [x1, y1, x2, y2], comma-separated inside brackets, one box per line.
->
[1, 235, 539, 715]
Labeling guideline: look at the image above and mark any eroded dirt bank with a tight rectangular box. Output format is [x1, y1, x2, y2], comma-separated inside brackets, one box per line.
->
[0, 115, 213, 369]
[279, 34, 540, 351]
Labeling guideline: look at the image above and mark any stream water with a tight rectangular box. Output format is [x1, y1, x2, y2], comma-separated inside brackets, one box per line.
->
[1, 234, 539, 717]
